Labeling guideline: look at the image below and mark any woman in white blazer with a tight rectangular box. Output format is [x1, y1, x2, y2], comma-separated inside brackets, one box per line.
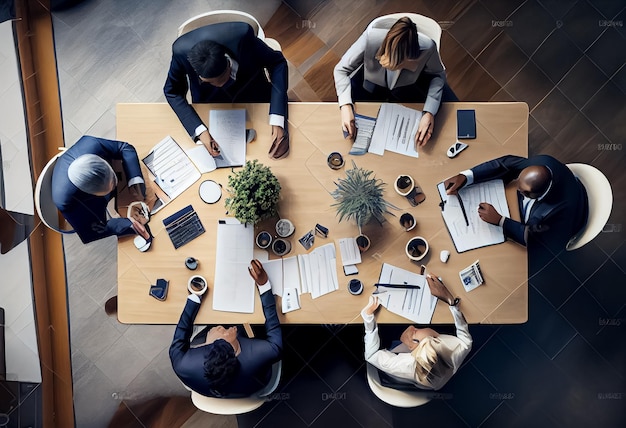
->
[334, 16, 452, 148]
[361, 274, 472, 390]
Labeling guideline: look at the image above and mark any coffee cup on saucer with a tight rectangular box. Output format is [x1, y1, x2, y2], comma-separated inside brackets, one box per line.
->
[405, 236, 429, 261]
[188, 275, 208, 296]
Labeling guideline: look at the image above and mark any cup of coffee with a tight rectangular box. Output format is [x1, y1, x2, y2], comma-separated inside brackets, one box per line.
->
[185, 257, 198, 270]
[348, 278, 364, 295]
[187, 275, 208, 296]
[276, 218, 295, 238]
[256, 231, 273, 249]
[327, 152, 344, 170]
[394, 175, 415, 196]
[400, 213, 416, 231]
[405, 236, 429, 261]
[272, 238, 292, 256]
[356, 234, 371, 252]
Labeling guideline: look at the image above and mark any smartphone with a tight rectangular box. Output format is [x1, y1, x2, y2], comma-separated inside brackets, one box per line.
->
[149, 278, 169, 301]
[457, 109, 476, 139]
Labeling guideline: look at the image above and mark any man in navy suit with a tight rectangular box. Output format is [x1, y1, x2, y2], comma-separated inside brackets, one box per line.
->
[164, 22, 290, 160]
[52, 135, 149, 244]
[444, 155, 588, 252]
[170, 260, 282, 397]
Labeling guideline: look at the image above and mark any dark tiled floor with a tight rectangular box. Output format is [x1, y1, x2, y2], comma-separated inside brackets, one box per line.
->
[238, 0, 626, 427]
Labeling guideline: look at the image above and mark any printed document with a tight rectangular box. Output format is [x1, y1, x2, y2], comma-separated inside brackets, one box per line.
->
[209, 109, 246, 167]
[369, 103, 421, 158]
[212, 219, 255, 313]
[437, 179, 510, 252]
[376, 263, 436, 324]
[349, 113, 376, 155]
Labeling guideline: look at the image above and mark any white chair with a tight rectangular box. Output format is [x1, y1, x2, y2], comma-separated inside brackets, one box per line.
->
[191, 360, 282, 415]
[34, 151, 75, 234]
[177, 10, 281, 51]
[370, 13, 442, 52]
[366, 363, 432, 407]
[565, 163, 613, 251]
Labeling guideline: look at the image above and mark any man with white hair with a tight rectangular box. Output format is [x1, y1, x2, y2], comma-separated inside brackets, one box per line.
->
[52, 135, 149, 243]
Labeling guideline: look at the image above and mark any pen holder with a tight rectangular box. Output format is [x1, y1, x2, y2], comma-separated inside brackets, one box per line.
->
[406, 236, 429, 261]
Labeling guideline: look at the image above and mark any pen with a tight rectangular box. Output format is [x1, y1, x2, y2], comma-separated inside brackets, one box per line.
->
[456, 193, 470, 226]
[374, 283, 421, 289]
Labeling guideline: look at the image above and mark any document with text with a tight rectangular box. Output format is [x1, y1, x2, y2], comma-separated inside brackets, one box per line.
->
[437, 179, 510, 252]
[208, 109, 246, 167]
[369, 103, 421, 158]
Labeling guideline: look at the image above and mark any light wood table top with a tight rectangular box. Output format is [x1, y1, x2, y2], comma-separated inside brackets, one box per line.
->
[116, 102, 528, 325]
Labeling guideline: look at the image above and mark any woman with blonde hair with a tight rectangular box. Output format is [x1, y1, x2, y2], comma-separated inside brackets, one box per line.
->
[334, 16, 456, 148]
[361, 274, 472, 390]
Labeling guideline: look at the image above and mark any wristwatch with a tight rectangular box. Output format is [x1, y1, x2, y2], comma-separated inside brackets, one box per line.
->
[448, 297, 460, 306]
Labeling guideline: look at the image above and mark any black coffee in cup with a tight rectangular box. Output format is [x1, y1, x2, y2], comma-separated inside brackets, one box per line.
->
[190, 277, 205, 291]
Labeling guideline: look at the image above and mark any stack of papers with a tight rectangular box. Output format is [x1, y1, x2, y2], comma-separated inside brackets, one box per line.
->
[369, 103, 421, 158]
[375, 263, 437, 324]
[209, 109, 246, 168]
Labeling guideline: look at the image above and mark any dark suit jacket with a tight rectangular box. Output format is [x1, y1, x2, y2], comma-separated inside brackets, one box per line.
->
[169, 291, 282, 397]
[51, 135, 143, 244]
[164, 22, 288, 137]
[471, 155, 588, 251]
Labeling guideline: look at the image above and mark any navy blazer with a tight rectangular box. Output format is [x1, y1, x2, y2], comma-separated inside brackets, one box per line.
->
[51, 136, 143, 244]
[170, 291, 282, 397]
[471, 155, 588, 252]
[164, 22, 288, 137]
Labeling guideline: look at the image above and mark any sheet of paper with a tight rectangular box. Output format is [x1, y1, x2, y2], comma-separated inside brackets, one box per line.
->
[376, 263, 437, 324]
[186, 146, 217, 173]
[263, 256, 301, 297]
[338, 237, 362, 266]
[212, 220, 255, 313]
[142, 136, 201, 199]
[437, 179, 510, 252]
[369, 103, 421, 158]
[282, 288, 301, 313]
[209, 109, 246, 167]
[349, 113, 376, 155]
[298, 243, 338, 299]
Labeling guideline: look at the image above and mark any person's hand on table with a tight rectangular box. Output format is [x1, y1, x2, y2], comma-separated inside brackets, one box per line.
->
[415, 112, 434, 148]
[443, 174, 467, 195]
[129, 183, 145, 201]
[426, 274, 456, 305]
[198, 130, 221, 157]
[340, 104, 356, 140]
[269, 125, 290, 160]
[400, 325, 420, 351]
[248, 259, 268, 287]
[130, 218, 150, 240]
[478, 203, 503, 225]
[130, 204, 149, 225]
[362, 295, 380, 316]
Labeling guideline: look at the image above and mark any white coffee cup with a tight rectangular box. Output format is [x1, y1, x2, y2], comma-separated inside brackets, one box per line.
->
[187, 275, 208, 296]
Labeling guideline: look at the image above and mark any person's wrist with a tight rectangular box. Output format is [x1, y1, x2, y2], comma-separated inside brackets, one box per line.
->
[448, 297, 460, 306]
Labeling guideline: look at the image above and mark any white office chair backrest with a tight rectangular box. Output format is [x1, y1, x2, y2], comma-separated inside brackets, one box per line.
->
[370, 13, 442, 52]
[34, 152, 74, 234]
[365, 363, 432, 407]
[177, 10, 264, 38]
[565, 163, 613, 251]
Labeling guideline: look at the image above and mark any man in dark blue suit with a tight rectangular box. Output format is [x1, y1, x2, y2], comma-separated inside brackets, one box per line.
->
[52, 135, 149, 244]
[444, 155, 588, 252]
[164, 22, 290, 160]
[170, 260, 282, 397]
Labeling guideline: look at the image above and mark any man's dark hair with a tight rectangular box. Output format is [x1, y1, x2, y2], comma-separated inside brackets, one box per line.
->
[203, 339, 239, 390]
[188, 40, 228, 78]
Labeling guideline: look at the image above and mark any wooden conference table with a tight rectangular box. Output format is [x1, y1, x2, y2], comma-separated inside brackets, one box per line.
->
[116, 102, 528, 325]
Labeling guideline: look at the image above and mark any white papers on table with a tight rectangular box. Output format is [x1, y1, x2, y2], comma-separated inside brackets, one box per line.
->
[349, 113, 376, 155]
[376, 263, 437, 324]
[263, 257, 301, 297]
[142, 136, 201, 200]
[338, 238, 361, 266]
[282, 288, 301, 313]
[186, 146, 217, 173]
[209, 109, 246, 168]
[298, 243, 339, 299]
[369, 103, 421, 158]
[437, 179, 510, 252]
[212, 219, 255, 313]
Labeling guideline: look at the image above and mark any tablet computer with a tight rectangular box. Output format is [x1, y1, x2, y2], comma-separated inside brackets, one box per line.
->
[457, 109, 476, 139]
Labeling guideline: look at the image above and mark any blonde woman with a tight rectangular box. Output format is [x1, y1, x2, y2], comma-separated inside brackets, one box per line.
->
[361, 274, 472, 390]
[334, 16, 455, 147]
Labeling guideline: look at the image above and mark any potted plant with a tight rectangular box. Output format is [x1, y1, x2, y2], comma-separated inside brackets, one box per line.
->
[225, 160, 281, 225]
[331, 161, 396, 247]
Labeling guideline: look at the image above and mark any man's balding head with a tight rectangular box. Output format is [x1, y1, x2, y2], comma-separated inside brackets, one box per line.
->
[517, 165, 551, 199]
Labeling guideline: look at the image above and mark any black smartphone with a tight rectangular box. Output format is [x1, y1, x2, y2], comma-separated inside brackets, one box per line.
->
[149, 278, 169, 301]
[457, 109, 476, 139]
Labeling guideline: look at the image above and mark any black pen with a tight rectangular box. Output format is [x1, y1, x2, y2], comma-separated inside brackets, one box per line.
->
[374, 283, 421, 289]
[457, 193, 470, 226]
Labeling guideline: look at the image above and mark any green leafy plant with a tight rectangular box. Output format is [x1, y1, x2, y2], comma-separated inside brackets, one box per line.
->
[331, 161, 395, 228]
[225, 160, 281, 225]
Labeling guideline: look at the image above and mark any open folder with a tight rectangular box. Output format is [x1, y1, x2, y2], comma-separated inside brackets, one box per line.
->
[437, 179, 510, 253]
